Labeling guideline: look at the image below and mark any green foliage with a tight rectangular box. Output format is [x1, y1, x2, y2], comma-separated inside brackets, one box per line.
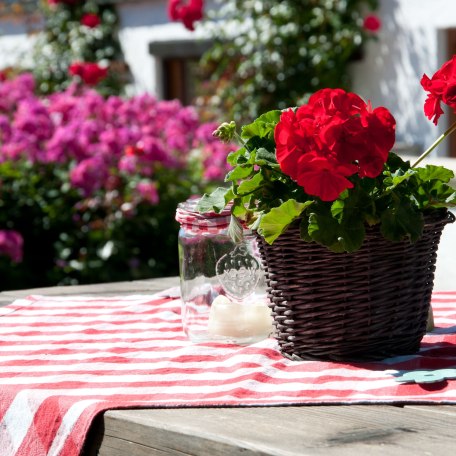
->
[198, 113, 456, 253]
[31, 1, 127, 95]
[199, 0, 379, 122]
[0, 160, 202, 291]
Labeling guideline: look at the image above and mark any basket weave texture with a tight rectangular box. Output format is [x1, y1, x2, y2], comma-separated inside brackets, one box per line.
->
[256, 209, 455, 361]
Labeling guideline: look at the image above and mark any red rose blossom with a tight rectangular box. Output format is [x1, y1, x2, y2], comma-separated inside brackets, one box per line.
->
[81, 13, 101, 28]
[274, 88, 396, 202]
[363, 15, 381, 32]
[69, 62, 108, 86]
[168, 0, 204, 31]
[421, 55, 456, 125]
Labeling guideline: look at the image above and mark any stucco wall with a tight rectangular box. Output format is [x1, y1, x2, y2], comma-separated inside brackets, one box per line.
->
[351, 0, 456, 156]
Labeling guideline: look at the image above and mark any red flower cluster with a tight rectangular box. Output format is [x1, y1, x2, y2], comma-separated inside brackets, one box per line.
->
[275, 89, 396, 201]
[81, 13, 101, 28]
[421, 55, 456, 125]
[68, 62, 108, 86]
[168, 0, 203, 31]
[363, 15, 381, 32]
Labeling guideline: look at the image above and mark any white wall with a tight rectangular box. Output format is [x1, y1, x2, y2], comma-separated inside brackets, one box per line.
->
[117, 0, 197, 96]
[352, 0, 456, 156]
[0, 18, 36, 69]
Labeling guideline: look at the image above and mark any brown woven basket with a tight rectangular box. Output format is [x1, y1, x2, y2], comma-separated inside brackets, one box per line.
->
[256, 209, 455, 362]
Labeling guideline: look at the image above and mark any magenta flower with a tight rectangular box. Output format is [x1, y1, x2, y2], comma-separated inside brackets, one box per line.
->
[70, 156, 109, 196]
[135, 181, 160, 205]
[0, 230, 24, 263]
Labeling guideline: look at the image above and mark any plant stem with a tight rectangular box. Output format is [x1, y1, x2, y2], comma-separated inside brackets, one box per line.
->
[412, 120, 456, 167]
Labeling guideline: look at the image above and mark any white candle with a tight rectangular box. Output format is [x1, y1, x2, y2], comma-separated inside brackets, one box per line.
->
[208, 295, 273, 339]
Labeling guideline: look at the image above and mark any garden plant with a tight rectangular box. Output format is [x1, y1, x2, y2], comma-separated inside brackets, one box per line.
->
[0, 74, 232, 290]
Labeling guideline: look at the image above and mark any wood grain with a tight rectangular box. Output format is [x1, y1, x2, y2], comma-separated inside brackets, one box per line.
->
[88, 405, 456, 456]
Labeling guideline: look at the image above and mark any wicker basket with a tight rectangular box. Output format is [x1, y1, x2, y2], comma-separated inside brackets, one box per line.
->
[256, 209, 455, 361]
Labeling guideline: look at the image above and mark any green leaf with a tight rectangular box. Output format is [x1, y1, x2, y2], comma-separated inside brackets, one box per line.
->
[236, 172, 265, 196]
[333, 218, 365, 253]
[299, 217, 312, 242]
[227, 148, 243, 166]
[308, 212, 340, 247]
[255, 147, 278, 166]
[196, 187, 232, 213]
[258, 199, 312, 244]
[308, 212, 365, 253]
[414, 165, 454, 184]
[446, 191, 456, 205]
[385, 169, 415, 190]
[241, 110, 281, 141]
[380, 203, 424, 242]
[225, 164, 254, 182]
[227, 215, 244, 244]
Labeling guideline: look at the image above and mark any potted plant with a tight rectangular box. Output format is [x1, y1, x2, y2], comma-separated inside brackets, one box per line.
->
[197, 57, 456, 361]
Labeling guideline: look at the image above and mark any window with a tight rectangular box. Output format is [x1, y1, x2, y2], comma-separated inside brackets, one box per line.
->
[149, 39, 211, 106]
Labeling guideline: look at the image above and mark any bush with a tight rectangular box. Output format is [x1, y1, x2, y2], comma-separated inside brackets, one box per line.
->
[196, 0, 380, 122]
[0, 74, 233, 290]
[31, 0, 128, 96]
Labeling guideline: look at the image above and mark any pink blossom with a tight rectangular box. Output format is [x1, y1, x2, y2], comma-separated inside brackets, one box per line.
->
[0, 230, 23, 263]
[135, 181, 160, 205]
[70, 156, 109, 196]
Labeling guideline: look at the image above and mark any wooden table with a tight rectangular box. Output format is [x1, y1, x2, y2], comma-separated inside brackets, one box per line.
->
[1, 277, 455, 455]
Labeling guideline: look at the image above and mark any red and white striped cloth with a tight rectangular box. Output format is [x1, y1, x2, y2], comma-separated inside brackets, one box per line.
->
[0, 291, 456, 456]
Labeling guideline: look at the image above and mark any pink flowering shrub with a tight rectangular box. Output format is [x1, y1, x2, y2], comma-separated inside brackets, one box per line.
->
[0, 73, 233, 290]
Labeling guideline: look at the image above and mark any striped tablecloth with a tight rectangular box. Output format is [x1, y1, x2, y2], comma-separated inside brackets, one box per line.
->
[0, 291, 455, 456]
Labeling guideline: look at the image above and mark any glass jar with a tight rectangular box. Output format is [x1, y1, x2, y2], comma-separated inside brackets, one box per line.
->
[175, 197, 272, 345]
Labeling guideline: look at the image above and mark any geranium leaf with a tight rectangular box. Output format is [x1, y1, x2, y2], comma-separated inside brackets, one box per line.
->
[415, 165, 454, 183]
[380, 203, 424, 242]
[225, 164, 254, 182]
[299, 217, 312, 242]
[227, 215, 244, 244]
[333, 218, 365, 253]
[197, 187, 232, 213]
[236, 172, 264, 195]
[387, 169, 415, 190]
[308, 212, 340, 247]
[227, 148, 244, 166]
[258, 199, 311, 244]
[446, 191, 456, 205]
[255, 147, 278, 166]
[241, 110, 281, 140]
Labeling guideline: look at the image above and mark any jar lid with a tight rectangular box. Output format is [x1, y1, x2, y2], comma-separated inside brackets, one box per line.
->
[175, 197, 232, 233]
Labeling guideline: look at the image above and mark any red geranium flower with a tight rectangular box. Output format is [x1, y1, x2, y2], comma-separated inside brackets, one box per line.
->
[421, 55, 456, 125]
[69, 62, 108, 86]
[81, 13, 101, 28]
[275, 88, 396, 201]
[168, 0, 204, 31]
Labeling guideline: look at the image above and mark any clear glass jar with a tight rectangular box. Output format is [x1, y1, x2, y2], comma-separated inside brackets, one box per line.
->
[175, 197, 272, 345]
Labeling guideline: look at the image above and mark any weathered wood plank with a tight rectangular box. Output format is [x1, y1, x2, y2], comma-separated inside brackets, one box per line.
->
[91, 405, 456, 456]
[0, 277, 180, 305]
